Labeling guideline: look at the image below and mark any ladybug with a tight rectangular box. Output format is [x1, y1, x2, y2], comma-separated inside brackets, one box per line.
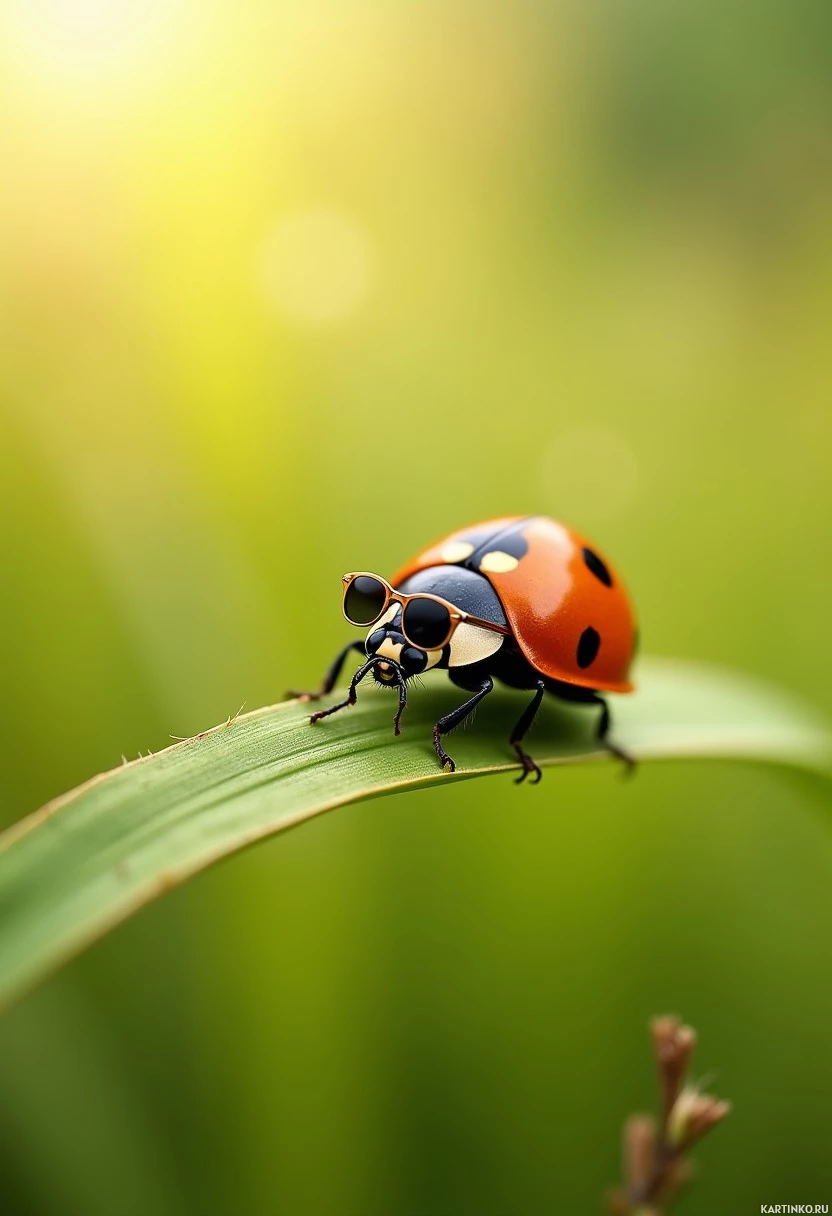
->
[293, 516, 637, 782]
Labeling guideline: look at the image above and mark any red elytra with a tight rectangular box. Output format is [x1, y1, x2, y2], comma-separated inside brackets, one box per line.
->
[391, 515, 636, 693]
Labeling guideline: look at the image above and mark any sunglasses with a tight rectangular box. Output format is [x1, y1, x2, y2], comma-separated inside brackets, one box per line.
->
[342, 572, 511, 652]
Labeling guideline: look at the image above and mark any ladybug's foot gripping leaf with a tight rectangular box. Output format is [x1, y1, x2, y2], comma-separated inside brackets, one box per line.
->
[513, 743, 542, 785]
[433, 727, 456, 774]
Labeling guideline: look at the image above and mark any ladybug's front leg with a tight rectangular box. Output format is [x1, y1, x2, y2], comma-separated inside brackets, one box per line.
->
[432, 676, 493, 773]
[287, 640, 366, 703]
[508, 679, 545, 784]
[309, 654, 378, 724]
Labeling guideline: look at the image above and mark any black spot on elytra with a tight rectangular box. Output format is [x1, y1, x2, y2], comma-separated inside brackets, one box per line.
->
[582, 547, 613, 587]
[577, 626, 600, 668]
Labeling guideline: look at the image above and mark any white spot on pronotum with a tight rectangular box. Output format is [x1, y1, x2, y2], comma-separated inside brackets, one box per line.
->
[260, 208, 372, 324]
[441, 541, 475, 564]
[479, 550, 519, 574]
[448, 623, 504, 668]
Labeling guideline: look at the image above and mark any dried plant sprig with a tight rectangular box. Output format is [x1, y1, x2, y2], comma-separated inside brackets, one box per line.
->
[606, 1015, 731, 1215]
[652, 1015, 697, 1131]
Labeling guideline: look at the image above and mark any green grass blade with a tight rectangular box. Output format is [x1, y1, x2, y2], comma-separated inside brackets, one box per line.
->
[0, 658, 829, 1015]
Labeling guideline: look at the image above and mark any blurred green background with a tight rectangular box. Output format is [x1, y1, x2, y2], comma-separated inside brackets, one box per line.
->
[1, 0, 831, 1212]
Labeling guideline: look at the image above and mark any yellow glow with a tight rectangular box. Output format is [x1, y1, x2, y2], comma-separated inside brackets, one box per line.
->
[2, 0, 185, 84]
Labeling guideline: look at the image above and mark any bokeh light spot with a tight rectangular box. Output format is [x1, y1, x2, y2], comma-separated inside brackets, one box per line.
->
[2, 0, 184, 83]
[260, 209, 372, 324]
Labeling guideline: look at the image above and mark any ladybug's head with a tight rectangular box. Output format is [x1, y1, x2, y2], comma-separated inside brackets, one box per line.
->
[364, 605, 444, 685]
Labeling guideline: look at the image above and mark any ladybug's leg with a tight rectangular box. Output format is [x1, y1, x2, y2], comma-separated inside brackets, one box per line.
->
[590, 693, 636, 775]
[287, 640, 366, 702]
[308, 654, 377, 723]
[433, 676, 493, 773]
[509, 679, 545, 785]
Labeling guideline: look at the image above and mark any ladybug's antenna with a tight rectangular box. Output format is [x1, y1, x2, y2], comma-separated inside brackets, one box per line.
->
[388, 661, 408, 735]
[366, 655, 408, 735]
[310, 654, 407, 735]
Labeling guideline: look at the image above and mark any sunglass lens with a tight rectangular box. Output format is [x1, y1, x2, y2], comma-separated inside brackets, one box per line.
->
[402, 598, 452, 649]
[344, 576, 387, 626]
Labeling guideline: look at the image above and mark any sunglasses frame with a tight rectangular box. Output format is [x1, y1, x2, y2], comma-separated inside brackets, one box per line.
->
[342, 572, 511, 652]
